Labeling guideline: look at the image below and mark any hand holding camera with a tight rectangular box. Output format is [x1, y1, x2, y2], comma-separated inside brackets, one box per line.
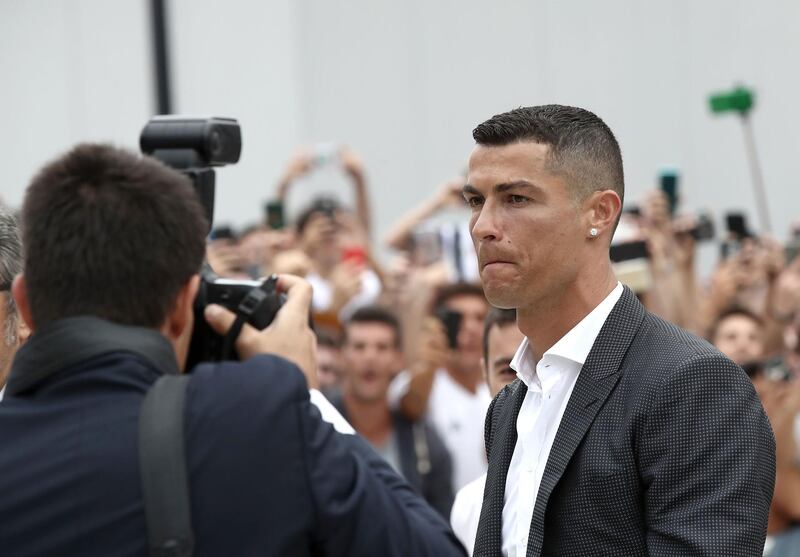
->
[204, 274, 319, 388]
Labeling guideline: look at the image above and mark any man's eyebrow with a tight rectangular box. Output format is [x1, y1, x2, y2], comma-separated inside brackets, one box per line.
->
[492, 356, 513, 368]
[494, 180, 543, 194]
[462, 181, 543, 196]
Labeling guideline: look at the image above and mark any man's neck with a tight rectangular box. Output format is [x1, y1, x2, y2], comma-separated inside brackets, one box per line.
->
[444, 363, 481, 394]
[309, 252, 339, 277]
[343, 391, 393, 445]
[517, 266, 618, 361]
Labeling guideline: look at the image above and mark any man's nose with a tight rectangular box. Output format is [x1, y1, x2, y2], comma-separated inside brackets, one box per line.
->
[471, 200, 500, 242]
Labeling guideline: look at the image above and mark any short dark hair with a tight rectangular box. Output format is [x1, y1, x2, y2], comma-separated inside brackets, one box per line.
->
[430, 282, 486, 313]
[709, 306, 764, 343]
[21, 143, 208, 328]
[473, 105, 624, 206]
[344, 305, 402, 349]
[482, 307, 517, 364]
[0, 205, 22, 345]
[295, 196, 343, 235]
[316, 327, 342, 350]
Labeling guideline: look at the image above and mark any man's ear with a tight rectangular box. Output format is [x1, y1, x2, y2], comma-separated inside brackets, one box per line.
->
[165, 274, 201, 341]
[18, 319, 31, 345]
[11, 275, 34, 333]
[585, 189, 622, 240]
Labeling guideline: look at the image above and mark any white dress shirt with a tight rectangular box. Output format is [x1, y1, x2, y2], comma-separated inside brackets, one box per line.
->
[450, 472, 486, 556]
[309, 388, 355, 435]
[501, 283, 623, 556]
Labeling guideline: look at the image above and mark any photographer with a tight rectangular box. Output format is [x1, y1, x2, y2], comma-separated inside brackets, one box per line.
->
[0, 144, 464, 556]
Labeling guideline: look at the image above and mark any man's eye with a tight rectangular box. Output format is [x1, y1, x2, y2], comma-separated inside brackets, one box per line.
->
[509, 195, 527, 204]
[466, 197, 484, 208]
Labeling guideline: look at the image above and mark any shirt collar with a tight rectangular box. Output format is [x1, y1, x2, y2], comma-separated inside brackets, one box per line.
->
[6, 316, 179, 396]
[510, 282, 624, 387]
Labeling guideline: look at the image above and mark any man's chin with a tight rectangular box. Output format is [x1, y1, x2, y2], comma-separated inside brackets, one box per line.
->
[482, 284, 517, 309]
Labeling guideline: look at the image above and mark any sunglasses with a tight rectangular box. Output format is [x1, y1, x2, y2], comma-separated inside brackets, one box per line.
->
[0, 282, 10, 292]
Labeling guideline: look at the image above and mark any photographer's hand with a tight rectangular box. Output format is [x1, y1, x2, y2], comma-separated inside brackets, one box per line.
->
[204, 275, 319, 389]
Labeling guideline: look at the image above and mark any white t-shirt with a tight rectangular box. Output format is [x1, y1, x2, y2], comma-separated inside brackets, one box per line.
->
[450, 472, 486, 556]
[306, 269, 382, 321]
[389, 368, 491, 491]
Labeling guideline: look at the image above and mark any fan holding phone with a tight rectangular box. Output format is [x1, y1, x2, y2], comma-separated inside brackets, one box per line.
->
[269, 146, 382, 323]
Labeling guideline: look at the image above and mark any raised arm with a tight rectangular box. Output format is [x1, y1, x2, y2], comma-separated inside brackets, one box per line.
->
[339, 147, 372, 239]
[384, 177, 465, 252]
[275, 148, 315, 202]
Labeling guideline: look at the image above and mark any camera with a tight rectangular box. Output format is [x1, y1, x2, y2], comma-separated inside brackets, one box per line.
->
[140, 115, 285, 369]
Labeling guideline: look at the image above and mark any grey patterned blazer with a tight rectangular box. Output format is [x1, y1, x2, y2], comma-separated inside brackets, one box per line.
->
[474, 286, 775, 556]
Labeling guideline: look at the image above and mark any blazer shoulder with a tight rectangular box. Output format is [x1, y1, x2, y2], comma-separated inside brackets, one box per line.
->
[188, 354, 310, 418]
[633, 311, 723, 370]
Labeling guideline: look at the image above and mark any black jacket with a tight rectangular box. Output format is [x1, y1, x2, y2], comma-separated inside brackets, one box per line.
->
[330, 393, 455, 518]
[0, 317, 465, 556]
[474, 286, 775, 556]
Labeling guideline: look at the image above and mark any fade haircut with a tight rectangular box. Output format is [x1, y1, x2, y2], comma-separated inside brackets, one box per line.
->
[0, 206, 22, 345]
[472, 105, 624, 206]
[482, 307, 517, 365]
[344, 305, 402, 349]
[21, 144, 208, 328]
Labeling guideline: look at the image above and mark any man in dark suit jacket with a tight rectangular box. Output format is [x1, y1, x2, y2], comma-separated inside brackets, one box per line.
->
[0, 143, 465, 556]
[462, 105, 775, 556]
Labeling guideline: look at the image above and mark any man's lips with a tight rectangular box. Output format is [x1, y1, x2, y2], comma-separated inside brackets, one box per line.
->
[481, 260, 514, 270]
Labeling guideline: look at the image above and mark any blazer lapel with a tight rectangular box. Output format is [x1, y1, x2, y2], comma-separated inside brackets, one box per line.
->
[474, 378, 528, 555]
[525, 287, 646, 557]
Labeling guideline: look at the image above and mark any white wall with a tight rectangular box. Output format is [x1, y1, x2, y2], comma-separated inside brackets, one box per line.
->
[3, 0, 799, 271]
[0, 0, 152, 204]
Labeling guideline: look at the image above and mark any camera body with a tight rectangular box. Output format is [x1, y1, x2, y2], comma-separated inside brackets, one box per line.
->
[187, 269, 284, 369]
[140, 115, 284, 367]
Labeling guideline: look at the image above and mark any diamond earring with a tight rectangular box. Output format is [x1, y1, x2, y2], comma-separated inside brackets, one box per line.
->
[590, 228, 599, 237]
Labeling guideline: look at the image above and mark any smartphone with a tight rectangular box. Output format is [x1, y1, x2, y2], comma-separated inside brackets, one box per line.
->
[264, 201, 285, 230]
[342, 246, 367, 266]
[688, 213, 715, 242]
[623, 205, 642, 218]
[210, 225, 236, 242]
[610, 240, 649, 263]
[313, 142, 340, 167]
[659, 170, 679, 216]
[434, 307, 462, 349]
[725, 212, 750, 239]
[410, 231, 443, 267]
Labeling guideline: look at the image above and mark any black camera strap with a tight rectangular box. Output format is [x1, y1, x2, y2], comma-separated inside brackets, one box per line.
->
[139, 374, 194, 557]
[220, 284, 272, 360]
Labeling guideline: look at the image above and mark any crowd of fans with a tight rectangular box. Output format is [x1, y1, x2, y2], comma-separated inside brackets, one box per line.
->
[2, 143, 799, 555]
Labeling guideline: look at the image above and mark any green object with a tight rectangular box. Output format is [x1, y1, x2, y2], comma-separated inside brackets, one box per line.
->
[264, 200, 285, 230]
[709, 86, 755, 115]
